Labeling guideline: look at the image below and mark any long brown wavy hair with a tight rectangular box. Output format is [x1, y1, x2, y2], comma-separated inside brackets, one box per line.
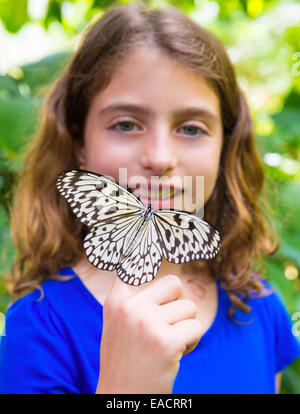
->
[6, 1, 278, 321]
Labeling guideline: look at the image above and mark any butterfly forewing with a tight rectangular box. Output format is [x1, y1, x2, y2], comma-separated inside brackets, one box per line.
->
[56, 169, 145, 227]
[153, 210, 221, 264]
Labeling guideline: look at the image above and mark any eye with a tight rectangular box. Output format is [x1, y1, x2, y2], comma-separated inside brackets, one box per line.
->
[179, 124, 208, 138]
[108, 120, 140, 134]
[108, 120, 208, 138]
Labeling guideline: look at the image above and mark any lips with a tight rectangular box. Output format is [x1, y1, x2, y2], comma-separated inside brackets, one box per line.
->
[143, 184, 175, 199]
[129, 181, 183, 209]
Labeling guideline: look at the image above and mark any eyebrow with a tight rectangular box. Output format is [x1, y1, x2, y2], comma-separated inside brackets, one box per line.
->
[98, 103, 219, 123]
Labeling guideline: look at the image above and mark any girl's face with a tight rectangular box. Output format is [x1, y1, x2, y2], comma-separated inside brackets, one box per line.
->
[75, 48, 223, 213]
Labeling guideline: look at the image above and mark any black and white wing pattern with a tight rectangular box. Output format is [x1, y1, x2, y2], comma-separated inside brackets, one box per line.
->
[56, 169, 222, 286]
[83, 214, 144, 272]
[153, 210, 221, 264]
[56, 169, 144, 227]
[116, 220, 163, 285]
[56, 169, 146, 271]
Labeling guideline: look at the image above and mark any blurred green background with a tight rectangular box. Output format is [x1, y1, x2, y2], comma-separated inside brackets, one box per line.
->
[0, 0, 299, 393]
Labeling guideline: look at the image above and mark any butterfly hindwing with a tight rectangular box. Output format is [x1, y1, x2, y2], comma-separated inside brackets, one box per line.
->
[116, 220, 163, 285]
[83, 213, 145, 270]
[153, 210, 221, 264]
[56, 169, 144, 227]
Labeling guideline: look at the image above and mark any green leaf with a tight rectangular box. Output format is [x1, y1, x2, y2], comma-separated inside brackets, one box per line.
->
[281, 363, 300, 394]
[0, 75, 21, 97]
[0, 204, 15, 279]
[92, 0, 118, 9]
[0, 96, 42, 155]
[21, 52, 71, 95]
[0, 273, 8, 296]
[169, 0, 196, 13]
[272, 108, 300, 138]
[0, 0, 29, 33]
[277, 182, 300, 231]
[44, 0, 62, 29]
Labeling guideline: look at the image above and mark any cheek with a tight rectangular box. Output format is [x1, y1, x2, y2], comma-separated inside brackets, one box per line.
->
[84, 135, 136, 177]
[182, 144, 221, 200]
[184, 143, 220, 171]
[201, 158, 221, 203]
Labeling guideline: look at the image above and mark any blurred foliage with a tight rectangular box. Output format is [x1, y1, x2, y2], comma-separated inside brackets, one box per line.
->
[0, 0, 300, 394]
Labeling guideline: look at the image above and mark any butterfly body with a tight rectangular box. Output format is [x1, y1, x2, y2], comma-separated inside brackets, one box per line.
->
[56, 169, 222, 286]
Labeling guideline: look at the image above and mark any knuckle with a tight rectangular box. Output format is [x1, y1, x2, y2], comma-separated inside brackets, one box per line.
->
[137, 315, 149, 332]
[187, 300, 197, 315]
[119, 298, 135, 319]
[137, 308, 156, 332]
[194, 319, 203, 335]
[152, 332, 169, 353]
[168, 274, 181, 285]
[167, 275, 183, 292]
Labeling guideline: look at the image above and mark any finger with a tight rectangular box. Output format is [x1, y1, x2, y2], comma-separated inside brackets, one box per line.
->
[135, 274, 185, 305]
[107, 271, 143, 301]
[158, 299, 197, 325]
[170, 319, 202, 356]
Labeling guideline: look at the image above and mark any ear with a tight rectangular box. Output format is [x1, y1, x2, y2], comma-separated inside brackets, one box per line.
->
[74, 139, 86, 166]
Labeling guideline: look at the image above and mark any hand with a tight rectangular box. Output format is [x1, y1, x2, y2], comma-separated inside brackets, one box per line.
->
[96, 274, 202, 394]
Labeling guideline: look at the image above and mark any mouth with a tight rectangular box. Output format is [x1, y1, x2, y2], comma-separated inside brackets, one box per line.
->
[129, 182, 184, 210]
[139, 189, 181, 201]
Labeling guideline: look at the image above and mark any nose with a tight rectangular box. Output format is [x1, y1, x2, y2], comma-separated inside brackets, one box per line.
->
[140, 130, 178, 175]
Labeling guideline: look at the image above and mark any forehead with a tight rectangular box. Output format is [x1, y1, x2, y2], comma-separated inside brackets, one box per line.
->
[90, 48, 221, 121]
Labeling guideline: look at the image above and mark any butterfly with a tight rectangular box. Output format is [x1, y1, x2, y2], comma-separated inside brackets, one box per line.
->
[56, 169, 222, 286]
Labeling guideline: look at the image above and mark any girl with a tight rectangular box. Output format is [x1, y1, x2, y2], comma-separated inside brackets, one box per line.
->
[0, 2, 299, 394]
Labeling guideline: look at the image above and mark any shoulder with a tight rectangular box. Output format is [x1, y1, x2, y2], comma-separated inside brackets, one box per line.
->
[0, 276, 85, 394]
[246, 277, 292, 317]
[1, 276, 82, 363]
[225, 276, 295, 337]
[5, 275, 78, 332]
[4, 272, 102, 343]
[246, 277, 300, 373]
[236, 277, 292, 323]
[221, 276, 300, 375]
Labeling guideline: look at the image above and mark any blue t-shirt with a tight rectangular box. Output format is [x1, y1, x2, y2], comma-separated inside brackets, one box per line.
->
[0, 266, 299, 394]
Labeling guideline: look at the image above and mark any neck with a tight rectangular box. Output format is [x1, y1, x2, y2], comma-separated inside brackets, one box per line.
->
[73, 255, 213, 288]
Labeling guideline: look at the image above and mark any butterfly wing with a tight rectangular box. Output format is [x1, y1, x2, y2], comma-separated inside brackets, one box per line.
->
[83, 213, 145, 271]
[153, 210, 221, 264]
[56, 169, 147, 271]
[56, 169, 145, 227]
[116, 219, 163, 285]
